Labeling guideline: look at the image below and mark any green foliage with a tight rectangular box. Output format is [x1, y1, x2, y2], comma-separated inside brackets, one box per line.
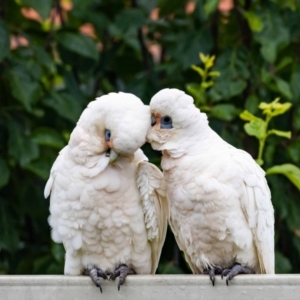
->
[240, 98, 292, 165]
[1, 0, 300, 275]
[267, 164, 300, 191]
[241, 98, 300, 191]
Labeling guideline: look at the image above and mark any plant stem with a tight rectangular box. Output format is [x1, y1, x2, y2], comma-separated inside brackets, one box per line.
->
[257, 114, 272, 165]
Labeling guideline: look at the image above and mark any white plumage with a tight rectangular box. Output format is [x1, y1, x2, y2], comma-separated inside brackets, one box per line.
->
[147, 88, 274, 284]
[45, 92, 168, 290]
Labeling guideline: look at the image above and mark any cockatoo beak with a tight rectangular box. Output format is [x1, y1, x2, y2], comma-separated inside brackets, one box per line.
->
[105, 140, 119, 163]
[109, 149, 119, 163]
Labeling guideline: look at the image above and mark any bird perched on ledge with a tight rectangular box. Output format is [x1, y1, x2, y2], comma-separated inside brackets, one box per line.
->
[44, 92, 168, 292]
[147, 88, 274, 286]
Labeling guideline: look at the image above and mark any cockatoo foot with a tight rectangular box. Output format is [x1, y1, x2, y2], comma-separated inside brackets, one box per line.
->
[221, 263, 255, 286]
[83, 267, 108, 293]
[204, 266, 223, 286]
[109, 264, 136, 291]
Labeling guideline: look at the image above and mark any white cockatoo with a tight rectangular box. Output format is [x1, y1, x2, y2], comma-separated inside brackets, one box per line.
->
[147, 88, 274, 285]
[44, 92, 168, 292]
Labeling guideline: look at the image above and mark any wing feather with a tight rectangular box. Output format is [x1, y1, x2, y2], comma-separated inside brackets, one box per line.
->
[137, 161, 169, 274]
[233, 149, 274, 274]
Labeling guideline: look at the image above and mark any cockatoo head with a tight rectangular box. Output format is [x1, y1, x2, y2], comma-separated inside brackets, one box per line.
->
[147, 88, 208, 156]
[69, 92, 150, 163]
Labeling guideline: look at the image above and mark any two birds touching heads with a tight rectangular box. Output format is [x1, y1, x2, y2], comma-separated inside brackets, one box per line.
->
[45, 88, 274, 292]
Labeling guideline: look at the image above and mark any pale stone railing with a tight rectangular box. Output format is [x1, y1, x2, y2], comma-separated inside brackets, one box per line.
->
[1, 274, 300, 300]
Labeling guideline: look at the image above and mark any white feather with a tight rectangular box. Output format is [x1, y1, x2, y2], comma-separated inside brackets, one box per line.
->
[147, 88, 275, 274]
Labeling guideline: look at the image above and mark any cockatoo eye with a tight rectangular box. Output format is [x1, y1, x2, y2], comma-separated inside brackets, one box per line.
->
[160, 115, 173, 129]
[105, 129, 111, 142]
[151, 114, 156, 126]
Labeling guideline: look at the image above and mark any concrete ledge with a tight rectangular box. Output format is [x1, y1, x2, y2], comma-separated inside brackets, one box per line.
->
[1, 275, 300, 300]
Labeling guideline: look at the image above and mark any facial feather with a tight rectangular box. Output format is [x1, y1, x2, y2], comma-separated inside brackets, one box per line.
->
[69, 92, 150, 161]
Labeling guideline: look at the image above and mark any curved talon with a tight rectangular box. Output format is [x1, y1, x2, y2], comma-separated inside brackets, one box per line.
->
[205, 266, 222, 286]
[89, 268, 103, 293]
[221, 269, 230, 280]
[110, 264, 135, 291]
[83, 267, 108, 293]
[221, 264, 255, 286]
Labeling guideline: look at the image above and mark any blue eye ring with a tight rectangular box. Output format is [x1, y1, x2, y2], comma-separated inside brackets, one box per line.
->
[160, 115, 173, 129]
[105, 129, 111, 142]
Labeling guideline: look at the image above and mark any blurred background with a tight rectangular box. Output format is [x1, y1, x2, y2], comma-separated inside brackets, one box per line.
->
[0, 0, 300, 275]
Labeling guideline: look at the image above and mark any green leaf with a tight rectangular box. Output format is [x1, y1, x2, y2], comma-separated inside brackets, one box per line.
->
[0, 19, 10, 62]
[287, 141, 300, 163]
[254, 10, 290, 63]
[276, 56, 293, 72]
[0, 199, 19, 252]
[245, 95, 259, 114]
[0, 157, 10, 189]
[8, 120, 39, 166]
[275, 251, 292, 273]
[266, 164, 300, 191]
[260, 42, 277, 63]
[43, 92, 83, 123]
[210, 104, 240, 121]
[291, 68, 300, 102]
[31, 128, 65, 149]
[275, 78, 293, 99]
[267, 129, 291, 139]
[243, 11, 263, 32]
[244, 119, 266, 140]
[51, 242, 65, 263]
[21, 0, 52, 20]
[6, 66, 43, 111]
[240, 110, 260, 121]
[56, 33, 98, 61]
[186, 82, 205, 105]
[204, 0, 221, 17]
[23, 159, 51, 180]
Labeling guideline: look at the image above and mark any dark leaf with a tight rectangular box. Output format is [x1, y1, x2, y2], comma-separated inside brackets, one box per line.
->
[56, 32, 98, 61]
[0, 157, 10, 189]
[43, 92, 83, 123]
[8, 120, 39, 166]
[0, 20, 10, 62]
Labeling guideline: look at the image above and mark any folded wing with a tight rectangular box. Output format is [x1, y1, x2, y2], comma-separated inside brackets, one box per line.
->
[137, 161, 169, 274]
[233, 149, 275, 274]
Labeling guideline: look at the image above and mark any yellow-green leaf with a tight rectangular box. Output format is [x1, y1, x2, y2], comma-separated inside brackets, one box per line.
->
[268, 130, 291, 139]
[244, 119, 266, 139]
[191, 65, 205, 77]
[243, 11, 264, 32]
[271, 102, 292, 117]
[239, 110, 260, 121]
[199, 53, 207, 64]
[266, 164, 300, 191]
[209, 71, 220, 77]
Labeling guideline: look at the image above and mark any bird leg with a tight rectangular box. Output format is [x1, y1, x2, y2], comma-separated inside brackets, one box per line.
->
[221, 263, 255, 286]
[204, 266, 223, 286]
[83, 267, 108, 293]
[109, 264, 136, 291]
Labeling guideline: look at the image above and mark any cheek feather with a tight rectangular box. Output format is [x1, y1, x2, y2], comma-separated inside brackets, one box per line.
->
[155, 113, 161, 130]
